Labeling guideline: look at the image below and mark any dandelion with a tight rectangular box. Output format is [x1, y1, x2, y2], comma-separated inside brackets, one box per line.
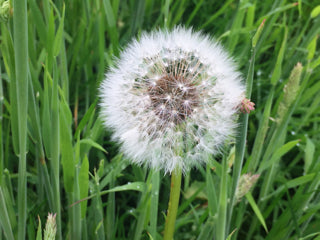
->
[100, 26, 245, 240]
[100, 27, 244, 174]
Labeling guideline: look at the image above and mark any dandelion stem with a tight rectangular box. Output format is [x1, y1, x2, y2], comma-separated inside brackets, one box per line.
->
[163, 168, 182, 240]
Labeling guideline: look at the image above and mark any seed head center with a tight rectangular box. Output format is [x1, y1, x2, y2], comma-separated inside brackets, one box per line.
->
[148, 74, 198, 125]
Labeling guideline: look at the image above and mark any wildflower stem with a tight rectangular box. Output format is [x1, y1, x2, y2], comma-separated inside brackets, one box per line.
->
[163, 168, 182, 240]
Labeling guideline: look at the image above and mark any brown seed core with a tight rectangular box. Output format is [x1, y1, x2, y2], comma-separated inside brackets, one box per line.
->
[148, 74, 199, 125]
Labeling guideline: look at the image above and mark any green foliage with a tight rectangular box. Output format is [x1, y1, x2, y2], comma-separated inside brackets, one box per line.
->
[0, 0, 320, 239]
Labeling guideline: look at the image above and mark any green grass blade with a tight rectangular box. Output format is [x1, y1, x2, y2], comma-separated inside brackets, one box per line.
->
[2, 170, 17, 237]
[216, 156, 228, 240]
[29, 0, 47, 44]
[149, 170, 160, 239]
[200, 0, 233, 29]
[59, 97, 75, 193]
[53, 3, 65, 57]
[226, 0, 248, 54]
[79, 139, 107, 153]
[129, 0, 145, 36]
[163, 0, 171, 27]
[270, 26, 288, 85]
[74, 98, 97, 139]
[185, 0, 204, 27]
[206, 165, 218, 216]
[0, 187, 14, 240]
[244, 87, 274, 173]
[13, 0, 29, 238]
[50, 61, 62, 239]
[245, 192, 268, 233]
[197, 216, 214, 240]
[102, 0, 119, 55]
[71, 139, 82, 240]
[230, 40, 256, 211]
[304, 138, 315, 174]
[0, 65, 3, 183]
[258, 139, 300, 173]
[106, 172, 116, 240]
[134, 176, 150, 240]
[35, 216, 42, 240]
[41, 63, 52, 160]
[263, 173, 318, 201]
[100, 182, 147, 195]
[79, 155, 89, 219]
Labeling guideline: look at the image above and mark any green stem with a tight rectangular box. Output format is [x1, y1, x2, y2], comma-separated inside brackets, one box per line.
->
[150, 170, 160, 239]
[163, 168, 182, 240]
[227, 39, 257, 235]
[13, 0, 28, 239]
[230, 47, 255, 210]
[216, 156, 228, 240]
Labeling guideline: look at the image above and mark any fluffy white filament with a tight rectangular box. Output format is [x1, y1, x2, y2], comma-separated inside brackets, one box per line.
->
[100, 27, 244, 173]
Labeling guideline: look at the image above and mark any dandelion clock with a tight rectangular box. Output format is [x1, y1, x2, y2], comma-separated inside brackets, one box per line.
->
[99, 27, 245, 239]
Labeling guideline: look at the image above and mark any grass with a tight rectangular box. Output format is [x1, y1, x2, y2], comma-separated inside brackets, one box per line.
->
[1, 0, 320, 239]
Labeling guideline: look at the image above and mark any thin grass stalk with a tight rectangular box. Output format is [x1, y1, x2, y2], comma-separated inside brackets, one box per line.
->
[245, 87, 274, 173]
[27, 68, 47, 203]
[4, 23, 19, 157]
[229, 47, 255, 213]
[59, 41, 69, 103]
[227, 0, 247, 54]
[2, 170, 17, 236]
[70, 136, 81, 240]
[200, 0, 233, 29]
[133, 182, 150, 240]
[216, 156, 228, 240]
[40, 162, 54, 210]
[130, 0, 145, 37]
[0, 65, 3, 184]
[106, 173, 115, 240]
[72, 169, 81, 239]
[149, 170, 160, 239]
[102, 0, 119, 55]
[81, 218, 88, 240]
[163, 168, 182, 240]
[51, 62, 62, 239]
[206, 165, 218, 216]
[163, 0, 171, 26]
[93, 177, 105, 239]
[227, 19, 266, 235]
[0, 187, 14, 240]
[13, 0, 28, 238]
[97, 3, 106, 83]
[226, 29, 260, 238]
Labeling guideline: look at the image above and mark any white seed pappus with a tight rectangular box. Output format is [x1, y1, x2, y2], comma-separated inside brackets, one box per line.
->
[100, 27, 244, 173]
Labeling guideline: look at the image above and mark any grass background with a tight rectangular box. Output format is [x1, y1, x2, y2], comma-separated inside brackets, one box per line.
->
[1, 0, 320, 239]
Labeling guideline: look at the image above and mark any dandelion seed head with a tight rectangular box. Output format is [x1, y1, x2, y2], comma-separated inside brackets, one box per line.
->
[100, 27, 245, 173]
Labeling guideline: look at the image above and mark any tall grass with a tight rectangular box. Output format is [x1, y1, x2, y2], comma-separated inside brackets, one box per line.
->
[12, 0, 28, 239]
[0, 0, 320, 239]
